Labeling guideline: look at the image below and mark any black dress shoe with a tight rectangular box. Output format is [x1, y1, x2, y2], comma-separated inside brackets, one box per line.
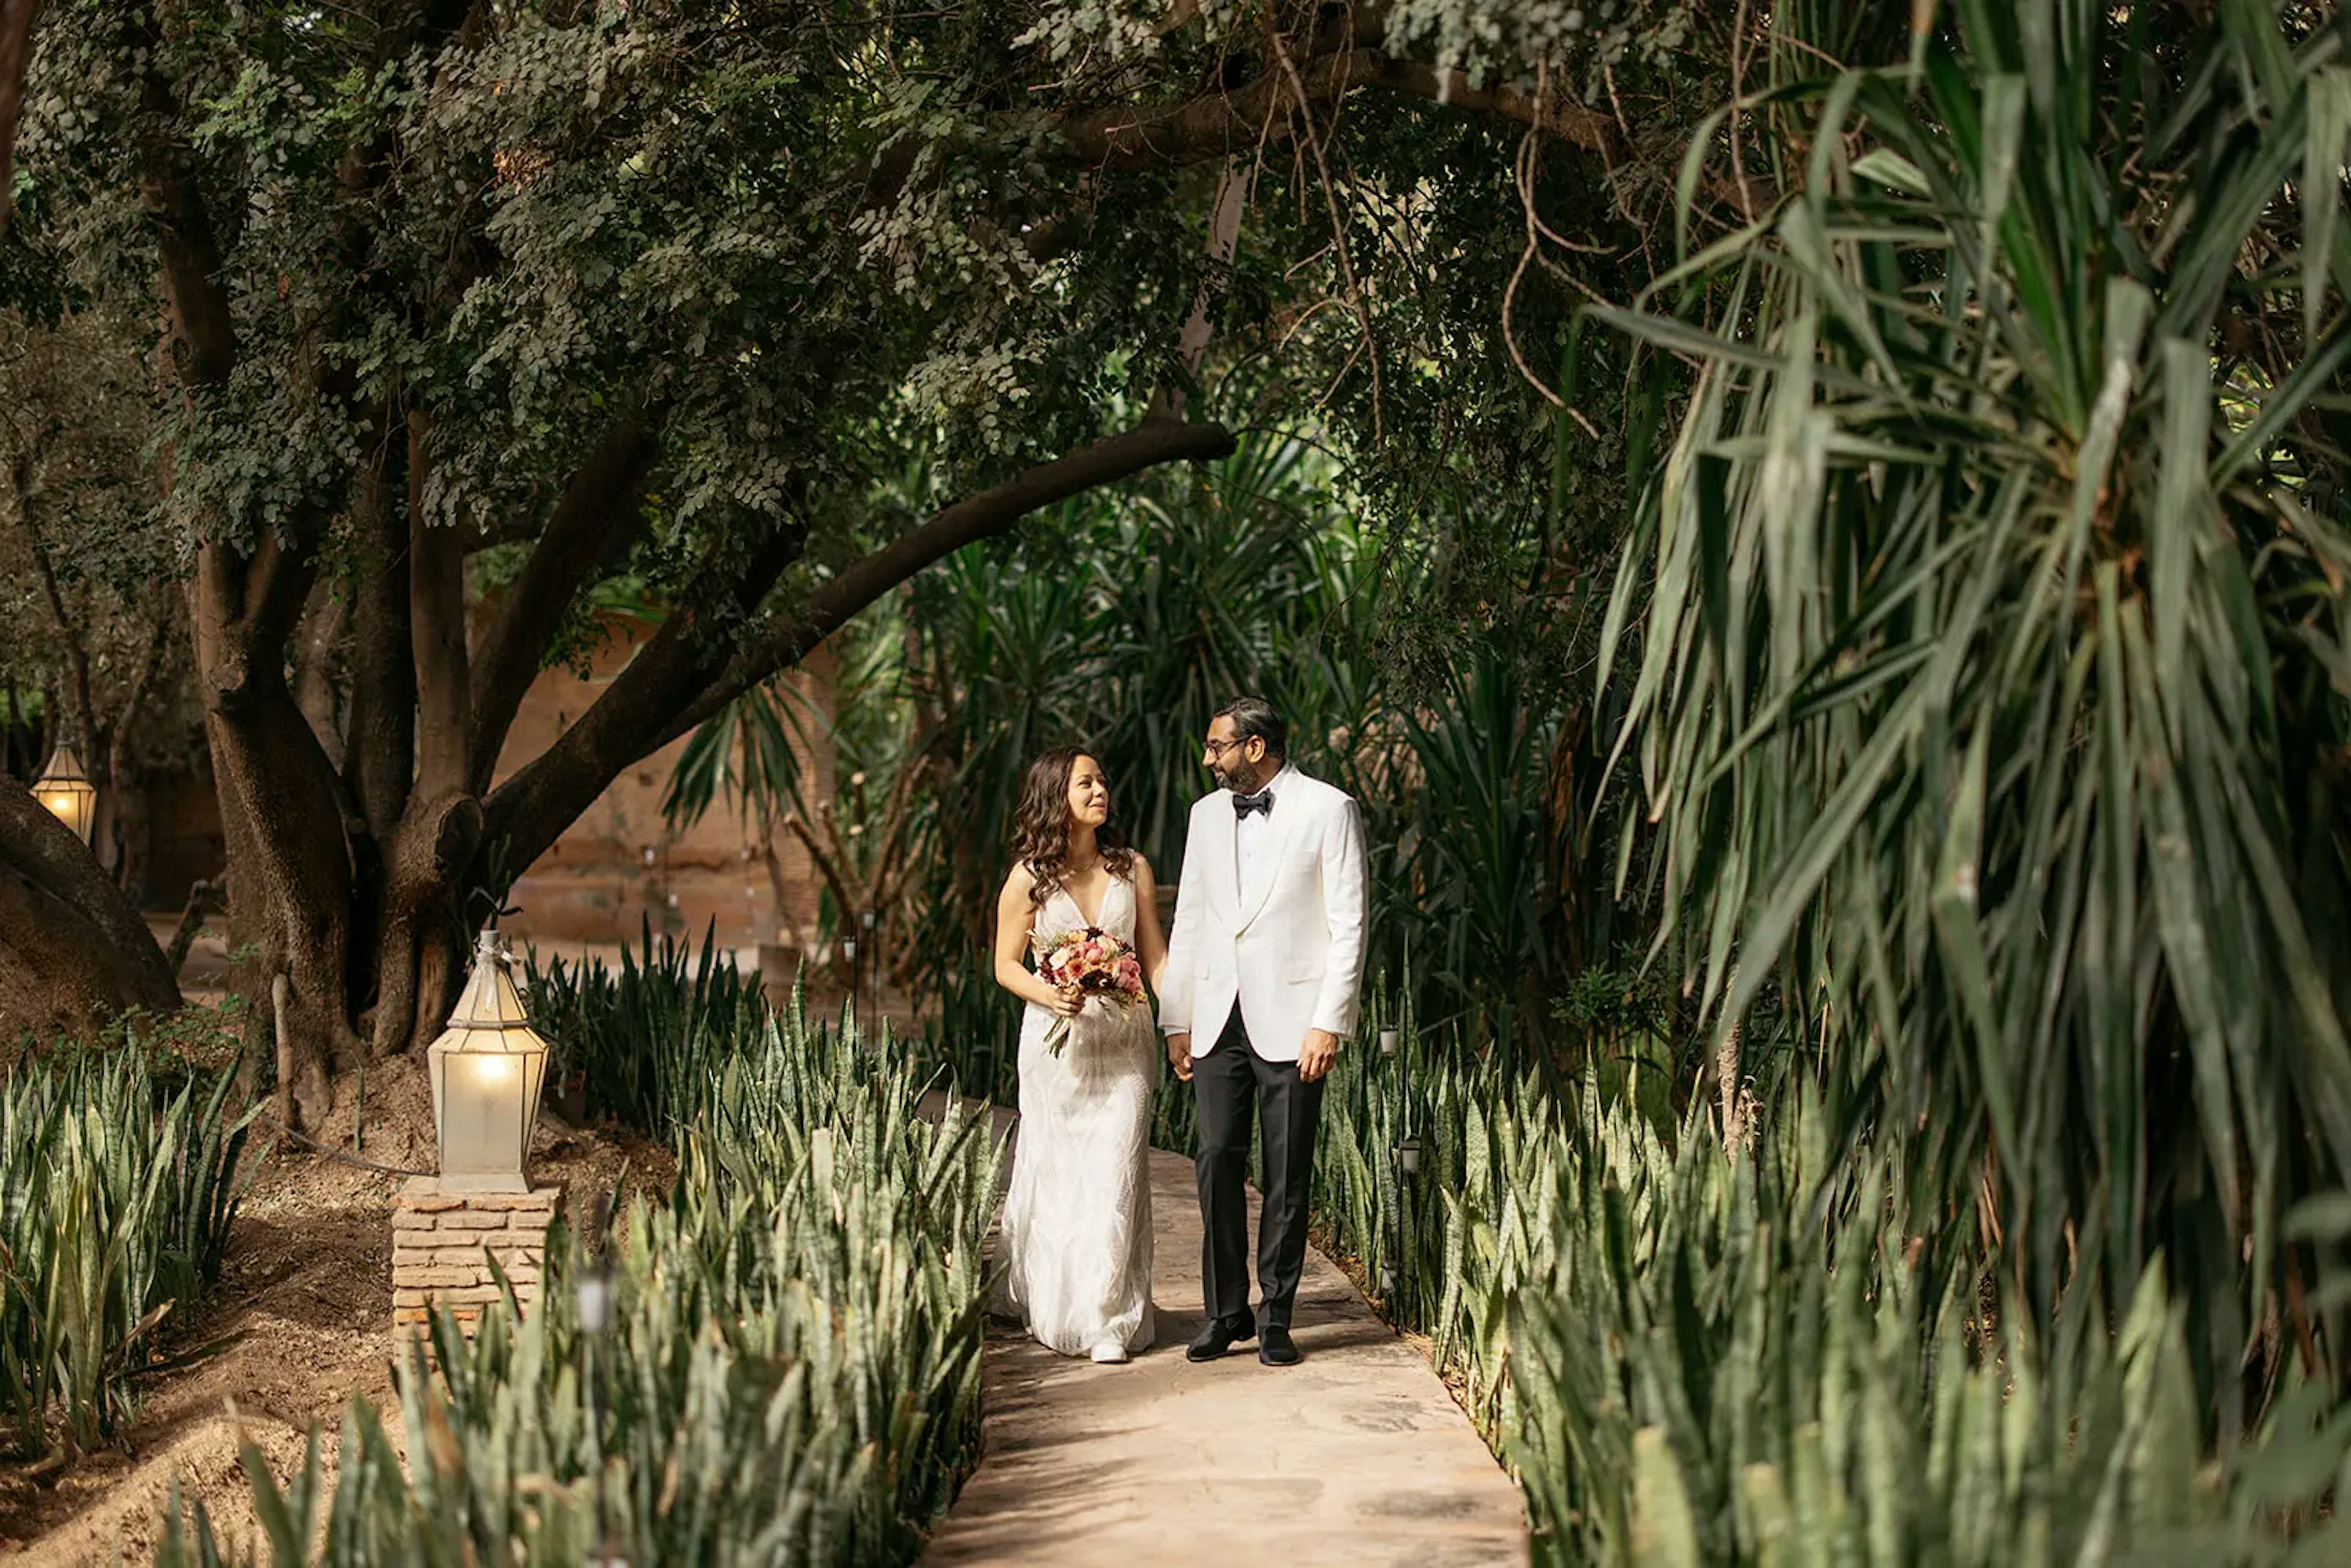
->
[1187, 1316, 1256, 1362]
[1257, 1324, 1300, 1366]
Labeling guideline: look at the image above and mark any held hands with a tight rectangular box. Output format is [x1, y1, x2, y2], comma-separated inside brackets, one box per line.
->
[1297, 1028, 1340, 1083]
[1166, 1032, 1193, 1081]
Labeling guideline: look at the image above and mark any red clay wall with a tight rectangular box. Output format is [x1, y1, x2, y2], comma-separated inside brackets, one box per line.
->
[489, 614, 837, 950]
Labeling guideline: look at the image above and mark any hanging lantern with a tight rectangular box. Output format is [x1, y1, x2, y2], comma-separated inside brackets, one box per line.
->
[427, 932, 552, 1193]
[32, 745, 96, 844]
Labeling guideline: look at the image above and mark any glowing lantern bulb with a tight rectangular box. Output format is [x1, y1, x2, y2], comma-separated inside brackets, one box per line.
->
[31, 746, 96, 844]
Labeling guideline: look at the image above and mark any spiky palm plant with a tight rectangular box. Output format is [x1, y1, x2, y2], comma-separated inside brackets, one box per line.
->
[1394, 649, 1564, 1054]
[1599, 0, 2351, 1410]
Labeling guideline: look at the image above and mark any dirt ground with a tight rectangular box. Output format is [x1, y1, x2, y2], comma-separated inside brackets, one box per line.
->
[0, 1052, 673, 1566]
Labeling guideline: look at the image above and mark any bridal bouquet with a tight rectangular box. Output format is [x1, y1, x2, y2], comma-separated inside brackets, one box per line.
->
[1036, 926, 1146, 1056]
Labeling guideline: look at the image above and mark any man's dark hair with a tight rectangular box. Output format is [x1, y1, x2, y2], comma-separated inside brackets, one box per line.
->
[1215, 695, 1288, 760]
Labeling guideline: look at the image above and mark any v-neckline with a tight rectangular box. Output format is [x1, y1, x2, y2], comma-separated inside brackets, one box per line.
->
[1061, 871, 1112, 930]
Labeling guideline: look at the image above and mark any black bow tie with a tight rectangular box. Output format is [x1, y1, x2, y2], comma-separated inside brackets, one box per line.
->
[1233, 790, 1274, 819]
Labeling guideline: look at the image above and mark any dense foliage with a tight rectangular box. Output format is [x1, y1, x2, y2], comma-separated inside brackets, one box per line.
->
[0, 0, 1707, 1081]
[680, 433, 1637, 1067]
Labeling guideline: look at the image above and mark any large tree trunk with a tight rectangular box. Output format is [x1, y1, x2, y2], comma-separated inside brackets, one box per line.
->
[0, 785, 179, 1040]
[365, 790, 479, 1062]
[206, 701, 359, 1127]
[190, 540, 362, 1128]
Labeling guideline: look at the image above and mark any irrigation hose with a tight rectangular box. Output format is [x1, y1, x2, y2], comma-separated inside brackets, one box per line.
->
[251, 1111, 437, 1179]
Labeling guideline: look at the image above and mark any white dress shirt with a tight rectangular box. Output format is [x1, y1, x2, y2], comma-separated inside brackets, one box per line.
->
[1234, 763, 1295, 910]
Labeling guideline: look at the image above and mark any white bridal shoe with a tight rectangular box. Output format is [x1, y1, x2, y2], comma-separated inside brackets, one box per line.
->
[1089, 1337, 1130, 1364]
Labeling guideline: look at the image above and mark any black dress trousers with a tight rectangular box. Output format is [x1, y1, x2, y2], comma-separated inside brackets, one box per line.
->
[1192, 1002, 1325, 1330]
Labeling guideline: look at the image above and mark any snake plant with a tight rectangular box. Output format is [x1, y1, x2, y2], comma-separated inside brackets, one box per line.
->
[1, 1050, 255, 1467]
[159, 944, 998, 1567]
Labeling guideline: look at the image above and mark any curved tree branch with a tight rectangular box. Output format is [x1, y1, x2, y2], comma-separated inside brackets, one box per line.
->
[107, 604, 174, 792]
[13, 452, 96, 765]
[478, 517, 811, 874]
[659, 415, 1240, 750]
[484, 416, 1236, 876]
[134, 50, 237, 393]
[1367, 58, 1609, 152]
[861, 27, 1612, 208]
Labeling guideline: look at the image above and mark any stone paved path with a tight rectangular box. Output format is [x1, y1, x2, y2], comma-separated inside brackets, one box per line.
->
[919, 1102, 1528, 1567]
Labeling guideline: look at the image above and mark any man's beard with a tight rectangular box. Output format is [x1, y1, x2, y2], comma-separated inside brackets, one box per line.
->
[1210, 759, 1260, 793]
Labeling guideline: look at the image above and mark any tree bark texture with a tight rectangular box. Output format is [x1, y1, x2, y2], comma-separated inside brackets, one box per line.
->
[0, 0, 39, 240]
[197, 641, 359, 1127]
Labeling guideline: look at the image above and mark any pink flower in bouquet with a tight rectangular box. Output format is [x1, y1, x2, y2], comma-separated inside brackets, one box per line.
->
[1035, 924, 1148, 1056]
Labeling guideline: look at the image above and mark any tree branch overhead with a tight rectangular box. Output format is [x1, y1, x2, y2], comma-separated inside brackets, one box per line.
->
[664, 416, 1241, 749]
[863, 23, 1610, 208]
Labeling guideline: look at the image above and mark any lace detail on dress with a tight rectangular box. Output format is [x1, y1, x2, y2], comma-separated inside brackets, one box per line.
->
[991, 874, 1157, 1354]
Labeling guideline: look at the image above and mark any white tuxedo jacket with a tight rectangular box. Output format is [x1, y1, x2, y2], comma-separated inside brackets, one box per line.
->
[1159, 767, 1369, 1061]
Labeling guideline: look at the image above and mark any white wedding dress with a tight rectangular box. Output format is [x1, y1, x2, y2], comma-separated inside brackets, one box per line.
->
[990, 874, 1157, 1356]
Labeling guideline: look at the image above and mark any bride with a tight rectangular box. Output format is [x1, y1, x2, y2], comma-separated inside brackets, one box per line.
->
[989, 747, 1167, 1363]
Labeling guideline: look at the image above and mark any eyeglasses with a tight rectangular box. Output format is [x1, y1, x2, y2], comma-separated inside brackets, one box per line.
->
[1202, 737, 1249, 759]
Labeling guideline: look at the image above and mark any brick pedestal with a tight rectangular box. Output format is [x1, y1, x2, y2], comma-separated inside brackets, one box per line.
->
[391, 1179, 561, 1340]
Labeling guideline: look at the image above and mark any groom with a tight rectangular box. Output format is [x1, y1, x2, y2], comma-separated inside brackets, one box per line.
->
[1160, 696, 1368, 1367]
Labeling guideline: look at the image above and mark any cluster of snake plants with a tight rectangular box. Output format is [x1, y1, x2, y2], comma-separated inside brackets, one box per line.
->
[159, 952, 999, 1566]
[524, 922, 779, 1137]
[1311, 994, 2351, 1565]
[1, 1051, 255, 1466]
[1512, 1081, 2351, 1567]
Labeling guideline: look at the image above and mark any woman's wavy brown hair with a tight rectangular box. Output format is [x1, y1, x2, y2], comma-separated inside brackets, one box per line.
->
[1011, 747, 1135, 912]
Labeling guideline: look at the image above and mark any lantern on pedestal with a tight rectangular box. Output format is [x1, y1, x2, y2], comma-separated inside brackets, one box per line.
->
[32, 745, 96, 844]
[427, 932, 552, 1193]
